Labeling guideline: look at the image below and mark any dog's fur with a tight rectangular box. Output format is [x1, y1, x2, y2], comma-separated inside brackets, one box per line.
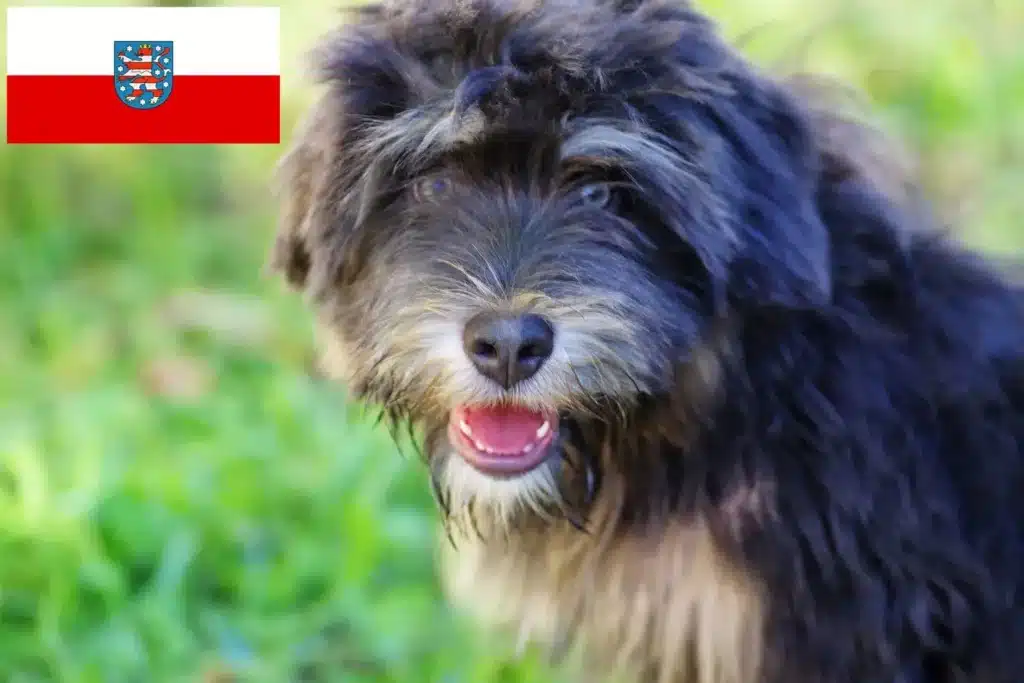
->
[270, 0, 1024, 681]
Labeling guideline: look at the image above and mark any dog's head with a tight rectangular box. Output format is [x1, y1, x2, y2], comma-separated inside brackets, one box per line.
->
[272, 0, 853, 530]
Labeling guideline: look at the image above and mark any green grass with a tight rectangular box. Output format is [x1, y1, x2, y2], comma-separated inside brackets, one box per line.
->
[0, 0, 1021, 681]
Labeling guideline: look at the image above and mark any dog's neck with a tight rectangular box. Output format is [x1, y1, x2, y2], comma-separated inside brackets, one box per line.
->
[439, 464, 767, 683]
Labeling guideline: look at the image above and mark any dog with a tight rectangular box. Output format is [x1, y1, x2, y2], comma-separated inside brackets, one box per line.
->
[269, 0, 1024, 681]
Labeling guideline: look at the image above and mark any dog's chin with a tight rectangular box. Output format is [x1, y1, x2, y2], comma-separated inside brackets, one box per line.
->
[438, 403, 565, 526]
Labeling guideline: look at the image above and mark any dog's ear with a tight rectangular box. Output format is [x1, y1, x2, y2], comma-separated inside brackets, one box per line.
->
[269, 94, 335, 290]
[710, 79, 834, 309]
[268, 24, 435, 293]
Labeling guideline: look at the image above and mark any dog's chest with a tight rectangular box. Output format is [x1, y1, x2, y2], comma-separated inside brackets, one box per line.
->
[439, 521, 765, 683]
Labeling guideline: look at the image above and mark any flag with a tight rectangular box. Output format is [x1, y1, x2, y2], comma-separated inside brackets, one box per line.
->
[6, 6, 280, 144]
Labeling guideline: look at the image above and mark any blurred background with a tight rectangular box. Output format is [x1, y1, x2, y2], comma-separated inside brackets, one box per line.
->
[0, 0, 1021, 681]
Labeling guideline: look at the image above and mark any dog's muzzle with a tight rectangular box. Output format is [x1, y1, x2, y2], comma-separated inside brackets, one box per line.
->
[449, 310, 560, 476]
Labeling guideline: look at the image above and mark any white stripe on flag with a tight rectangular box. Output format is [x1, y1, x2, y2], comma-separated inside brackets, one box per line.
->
[6, 6, 280, 76]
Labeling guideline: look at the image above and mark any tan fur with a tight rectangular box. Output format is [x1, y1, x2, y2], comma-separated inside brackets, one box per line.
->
[439, 470, 766, 683]
[318, 275, 662, 416]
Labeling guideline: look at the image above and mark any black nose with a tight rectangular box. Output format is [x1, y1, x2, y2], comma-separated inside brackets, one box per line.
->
[462, 312, 555, 389]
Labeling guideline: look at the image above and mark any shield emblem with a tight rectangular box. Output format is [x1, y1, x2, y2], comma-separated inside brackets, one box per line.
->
[114, 41, 173, 109]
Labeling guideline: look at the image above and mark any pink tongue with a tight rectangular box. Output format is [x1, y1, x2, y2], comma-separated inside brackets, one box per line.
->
[459, 404, 547, 453]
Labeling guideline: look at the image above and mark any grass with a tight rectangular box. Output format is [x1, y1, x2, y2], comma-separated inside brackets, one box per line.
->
[0, 0, 1021, 681]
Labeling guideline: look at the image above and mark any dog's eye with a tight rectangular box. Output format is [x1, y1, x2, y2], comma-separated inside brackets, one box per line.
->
[574, 182, 613, 209]
[413, 177, 452, 202]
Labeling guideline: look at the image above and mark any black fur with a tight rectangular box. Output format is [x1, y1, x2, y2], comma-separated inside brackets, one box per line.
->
[271, 0, 1024, 681]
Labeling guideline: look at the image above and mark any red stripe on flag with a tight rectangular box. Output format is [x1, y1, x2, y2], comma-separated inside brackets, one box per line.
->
[7, 74, 280, 144]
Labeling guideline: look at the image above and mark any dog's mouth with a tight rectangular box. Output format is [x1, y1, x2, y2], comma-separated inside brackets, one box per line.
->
[448, 403, 558, 477]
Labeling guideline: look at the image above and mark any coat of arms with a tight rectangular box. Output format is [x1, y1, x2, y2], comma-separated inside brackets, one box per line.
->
[114, 41, 173, 109]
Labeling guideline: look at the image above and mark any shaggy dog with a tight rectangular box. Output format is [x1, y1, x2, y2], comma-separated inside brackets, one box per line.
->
[269, 0, 1024, 681]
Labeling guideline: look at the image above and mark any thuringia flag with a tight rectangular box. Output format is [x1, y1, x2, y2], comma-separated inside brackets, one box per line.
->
[6, 7, 280, 144]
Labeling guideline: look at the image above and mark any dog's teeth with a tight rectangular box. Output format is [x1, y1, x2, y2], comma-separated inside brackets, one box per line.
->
[536, 421, 551, 439]
[521, 444, 534, 454]
[459, 419, 473, 437]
